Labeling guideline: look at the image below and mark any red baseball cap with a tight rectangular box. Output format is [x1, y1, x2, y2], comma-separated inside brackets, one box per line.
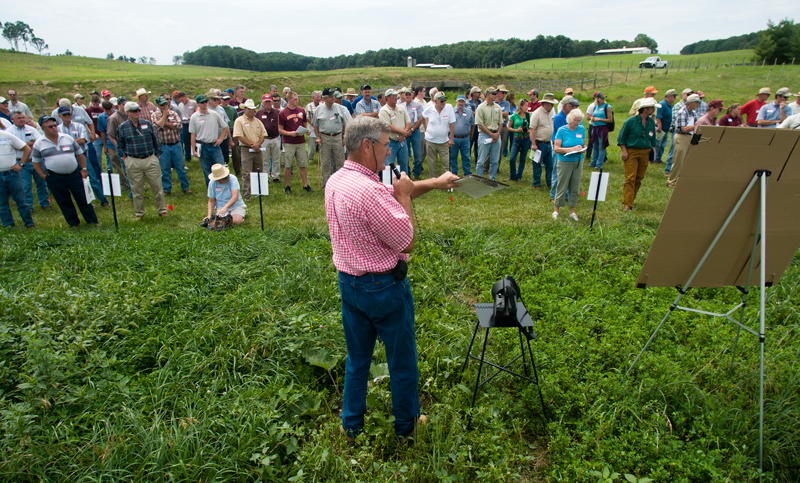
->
[172, 90, 179, 98]
[262, 93, 271, 101]
[696, 90, 705, 98]
[101, 89, 111, 97]
[708, 99, 724, 110]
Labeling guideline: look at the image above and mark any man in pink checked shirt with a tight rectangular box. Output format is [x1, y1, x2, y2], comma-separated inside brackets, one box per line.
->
[325, 116, 459, 446]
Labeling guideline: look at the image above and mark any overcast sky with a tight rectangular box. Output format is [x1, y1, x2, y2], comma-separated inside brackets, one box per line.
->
[4, 1, 797, 65]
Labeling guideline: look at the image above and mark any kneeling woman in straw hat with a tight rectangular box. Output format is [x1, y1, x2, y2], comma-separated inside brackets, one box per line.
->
[552, 109, 586, 221]
[204, 163, 246, 225]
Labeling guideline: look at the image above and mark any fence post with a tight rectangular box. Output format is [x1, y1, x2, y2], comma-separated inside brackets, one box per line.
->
[607, 60, 610, 68]
[792, 57, 796, 65]
[552, 63, 554, 70]
[595, 61, 597, 69]
[766, 69, 771, 82]
[762, 59, 765, 67]
[780, 63, 784, 78]
[593, 73, 597, 89]
[567, 61, 569, 69]
[581, 60, 584, 69]
[626, 67, 629, 82]
[581, 77, 585, 90]
[610, 71, 614, 86]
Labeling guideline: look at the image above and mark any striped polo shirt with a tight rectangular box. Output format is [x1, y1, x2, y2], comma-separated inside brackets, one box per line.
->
[31, 133, 84, 174]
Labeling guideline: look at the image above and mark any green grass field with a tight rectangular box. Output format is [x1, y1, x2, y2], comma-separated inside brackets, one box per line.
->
[509, 49, 758, 70]
[1, 50, 799, 482]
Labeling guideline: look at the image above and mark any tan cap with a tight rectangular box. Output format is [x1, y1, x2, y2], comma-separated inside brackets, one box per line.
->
[758, 87, 771, 95]
[433, 92, 447, 100]
[484, 86, 498, 95]
[776, 87, 795, 97]
[664, 89, 678, 97]
[682, 88, 694, 95]
[469, 86, 482, 94]
[686, 94, 701, 104]
[496, 84, 509, 93]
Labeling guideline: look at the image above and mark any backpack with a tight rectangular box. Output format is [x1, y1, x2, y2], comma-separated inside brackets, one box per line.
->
[604, 104, 615, 132]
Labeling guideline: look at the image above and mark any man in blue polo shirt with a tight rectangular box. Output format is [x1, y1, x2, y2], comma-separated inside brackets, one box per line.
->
[655, 89, 676, 165]
[756, 87, 794, 127]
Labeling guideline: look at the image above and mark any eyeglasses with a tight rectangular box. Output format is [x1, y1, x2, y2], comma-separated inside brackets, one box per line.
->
[197, 101, 208, 104]
[371, 140, 389, 150]
[61, 113, 72, 116]
[44, 124, 57, 129]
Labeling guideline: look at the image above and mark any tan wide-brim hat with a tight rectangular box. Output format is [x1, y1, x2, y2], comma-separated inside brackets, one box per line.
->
[209, 163, 230, 181]
[240, 99, 259, 110]
[758, 87, 771, 95]
[135, 88, 151, 98]
[497, 84, 509, 93]
[638, 97, 658, 109]
[541, 93, 557, 105]
[344, 88, 357, 96]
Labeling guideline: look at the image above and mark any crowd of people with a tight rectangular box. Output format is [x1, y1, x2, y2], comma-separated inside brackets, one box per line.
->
[1, 81, 798, 229]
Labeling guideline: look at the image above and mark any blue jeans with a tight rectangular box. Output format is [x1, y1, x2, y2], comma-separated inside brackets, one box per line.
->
[590, 134, 606, 169]
[0, 169, 34, 228]
[449, 136, 471, 175]
[338, 271, 420, 438]
[509, 136, 531, 181]
[181, 124, 192, 161]
[533, 141, 554, 188]
[20, 162, 49, 208]
[407, 129, 422, 177]
[655, 130, 669, 163]
[199, 144, 224, 186]
[47, 170, 98, 226]
[86, 142, 108, 205]
[386, 139, 409, 175]
[665, 131, 676, 173]
[159, 143, 190, 192]
[549, 150, 563, 200]
[476, 133, 501, 180]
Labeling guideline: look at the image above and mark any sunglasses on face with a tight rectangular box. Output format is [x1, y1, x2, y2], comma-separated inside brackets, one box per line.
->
[198, 101, 208, 104]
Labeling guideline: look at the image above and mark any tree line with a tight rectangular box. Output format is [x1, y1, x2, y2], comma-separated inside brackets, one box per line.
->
[2, 21, 47, 54]
[182, 34, 659, 72]
[681, 18, 800, 65]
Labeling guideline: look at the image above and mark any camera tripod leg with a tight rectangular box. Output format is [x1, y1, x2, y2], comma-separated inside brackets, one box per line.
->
[459, 322, 481, 384]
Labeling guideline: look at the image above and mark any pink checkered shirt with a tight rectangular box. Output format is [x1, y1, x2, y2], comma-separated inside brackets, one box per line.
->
[325, 160, 413, 276]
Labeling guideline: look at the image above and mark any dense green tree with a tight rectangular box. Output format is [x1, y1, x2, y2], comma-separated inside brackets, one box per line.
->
[633, 33, 658, 53]
[754, 18, 800, 64]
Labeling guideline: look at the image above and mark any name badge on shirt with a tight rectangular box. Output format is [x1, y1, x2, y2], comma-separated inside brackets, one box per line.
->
[0, 140, 7, 145]
[61, 145, 71, 151]
[244, 123, 250, 127]
[576, 134, 583, 138]
[199, 118, 205, 123]
[767, 109, 774, 113]
[649, 131, 654, 136]
[462, 113, 467, 117]
[141, 125, 148, 130]
[391, 115, 396, 120]
[329, 116, 335, 120]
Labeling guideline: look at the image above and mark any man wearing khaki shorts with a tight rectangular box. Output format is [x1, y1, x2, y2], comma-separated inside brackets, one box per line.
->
[279, 91, 313, 194]
[233, 99, 268, 200]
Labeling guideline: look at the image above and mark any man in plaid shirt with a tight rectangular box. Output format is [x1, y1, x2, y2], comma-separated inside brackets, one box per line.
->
[325, 116, 459, 446]
[117, 102, 168, 220]
[667, 94, 700, 188]
[152, 96, 191, 195]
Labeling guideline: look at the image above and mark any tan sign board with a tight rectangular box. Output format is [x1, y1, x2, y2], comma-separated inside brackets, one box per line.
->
[637, 126, 800, 288]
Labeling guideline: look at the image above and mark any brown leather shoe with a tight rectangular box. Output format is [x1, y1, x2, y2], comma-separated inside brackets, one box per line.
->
[135, 216, 143, 221]
[340, 426, 356, 447]
[160, 212, 169, 218]
[623, 206, 632, 212]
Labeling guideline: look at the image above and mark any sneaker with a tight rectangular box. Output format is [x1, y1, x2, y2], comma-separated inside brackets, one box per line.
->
[551, 211, 558, 220]
[623, 206, 632, 212]
[163, 191, 171, 195]
[183, 189, 192, 194]
[101, 202, 110, 208]
[569, 213, 579, 221]
[42, 205, 52, 210]
[272, 177, 280, 183]
[285, 186, 291, 195]
[303, 185, 313, 192]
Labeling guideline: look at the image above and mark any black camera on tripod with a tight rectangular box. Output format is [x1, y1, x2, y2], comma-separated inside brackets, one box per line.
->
[490, 276, 521, 327]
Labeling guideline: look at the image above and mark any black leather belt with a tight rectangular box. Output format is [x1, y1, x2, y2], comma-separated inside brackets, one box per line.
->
[164, 141, 180, 146]
[267, 135, 279, 139]
[455, 135, 469, 139]
[128, 153, 153, 159]
[488, 129, 498, 133]
[537, 140, 551, 144]
[321, 132, 342, 136]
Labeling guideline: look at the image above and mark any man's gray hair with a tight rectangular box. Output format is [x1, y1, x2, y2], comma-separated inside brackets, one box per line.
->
[10, 109, 26, 117]
[344, 117, 389, 154]
[566, 108, 584, 123]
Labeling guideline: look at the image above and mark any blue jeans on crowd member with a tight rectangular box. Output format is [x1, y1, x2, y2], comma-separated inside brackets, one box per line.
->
[46, 170, 99, 227]
[159, 143, 190, 193]
[181, 124, 192, 161]
[386, 139, 409, 176]
[532, 141, 555, 189]
[0, 169, 34, 228]
[337, 271, 420, 439]
[655, 130, 670, 163]
[590, 135, 606, 170]
[407, 129, 422, 177]
[509, 136, 531, 181]
[476, 133, 501, 180]
[549, 150, 567, 200]
[664, 131, 676, 174]
[199, 144, 224, 186]
[449, 136, 471, 176]
[85, 142, 109, 205]
[20, 162, 49, 208]
[92, 139, 105, 169]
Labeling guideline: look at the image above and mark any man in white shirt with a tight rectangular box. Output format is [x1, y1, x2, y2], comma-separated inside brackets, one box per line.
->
[0, 127, 34, 228]
[422, 92, 455, 178]
[7, 90, 33, 118]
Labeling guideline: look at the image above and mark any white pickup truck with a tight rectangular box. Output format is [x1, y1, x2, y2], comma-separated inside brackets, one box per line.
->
[639, 56, 668, 69]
